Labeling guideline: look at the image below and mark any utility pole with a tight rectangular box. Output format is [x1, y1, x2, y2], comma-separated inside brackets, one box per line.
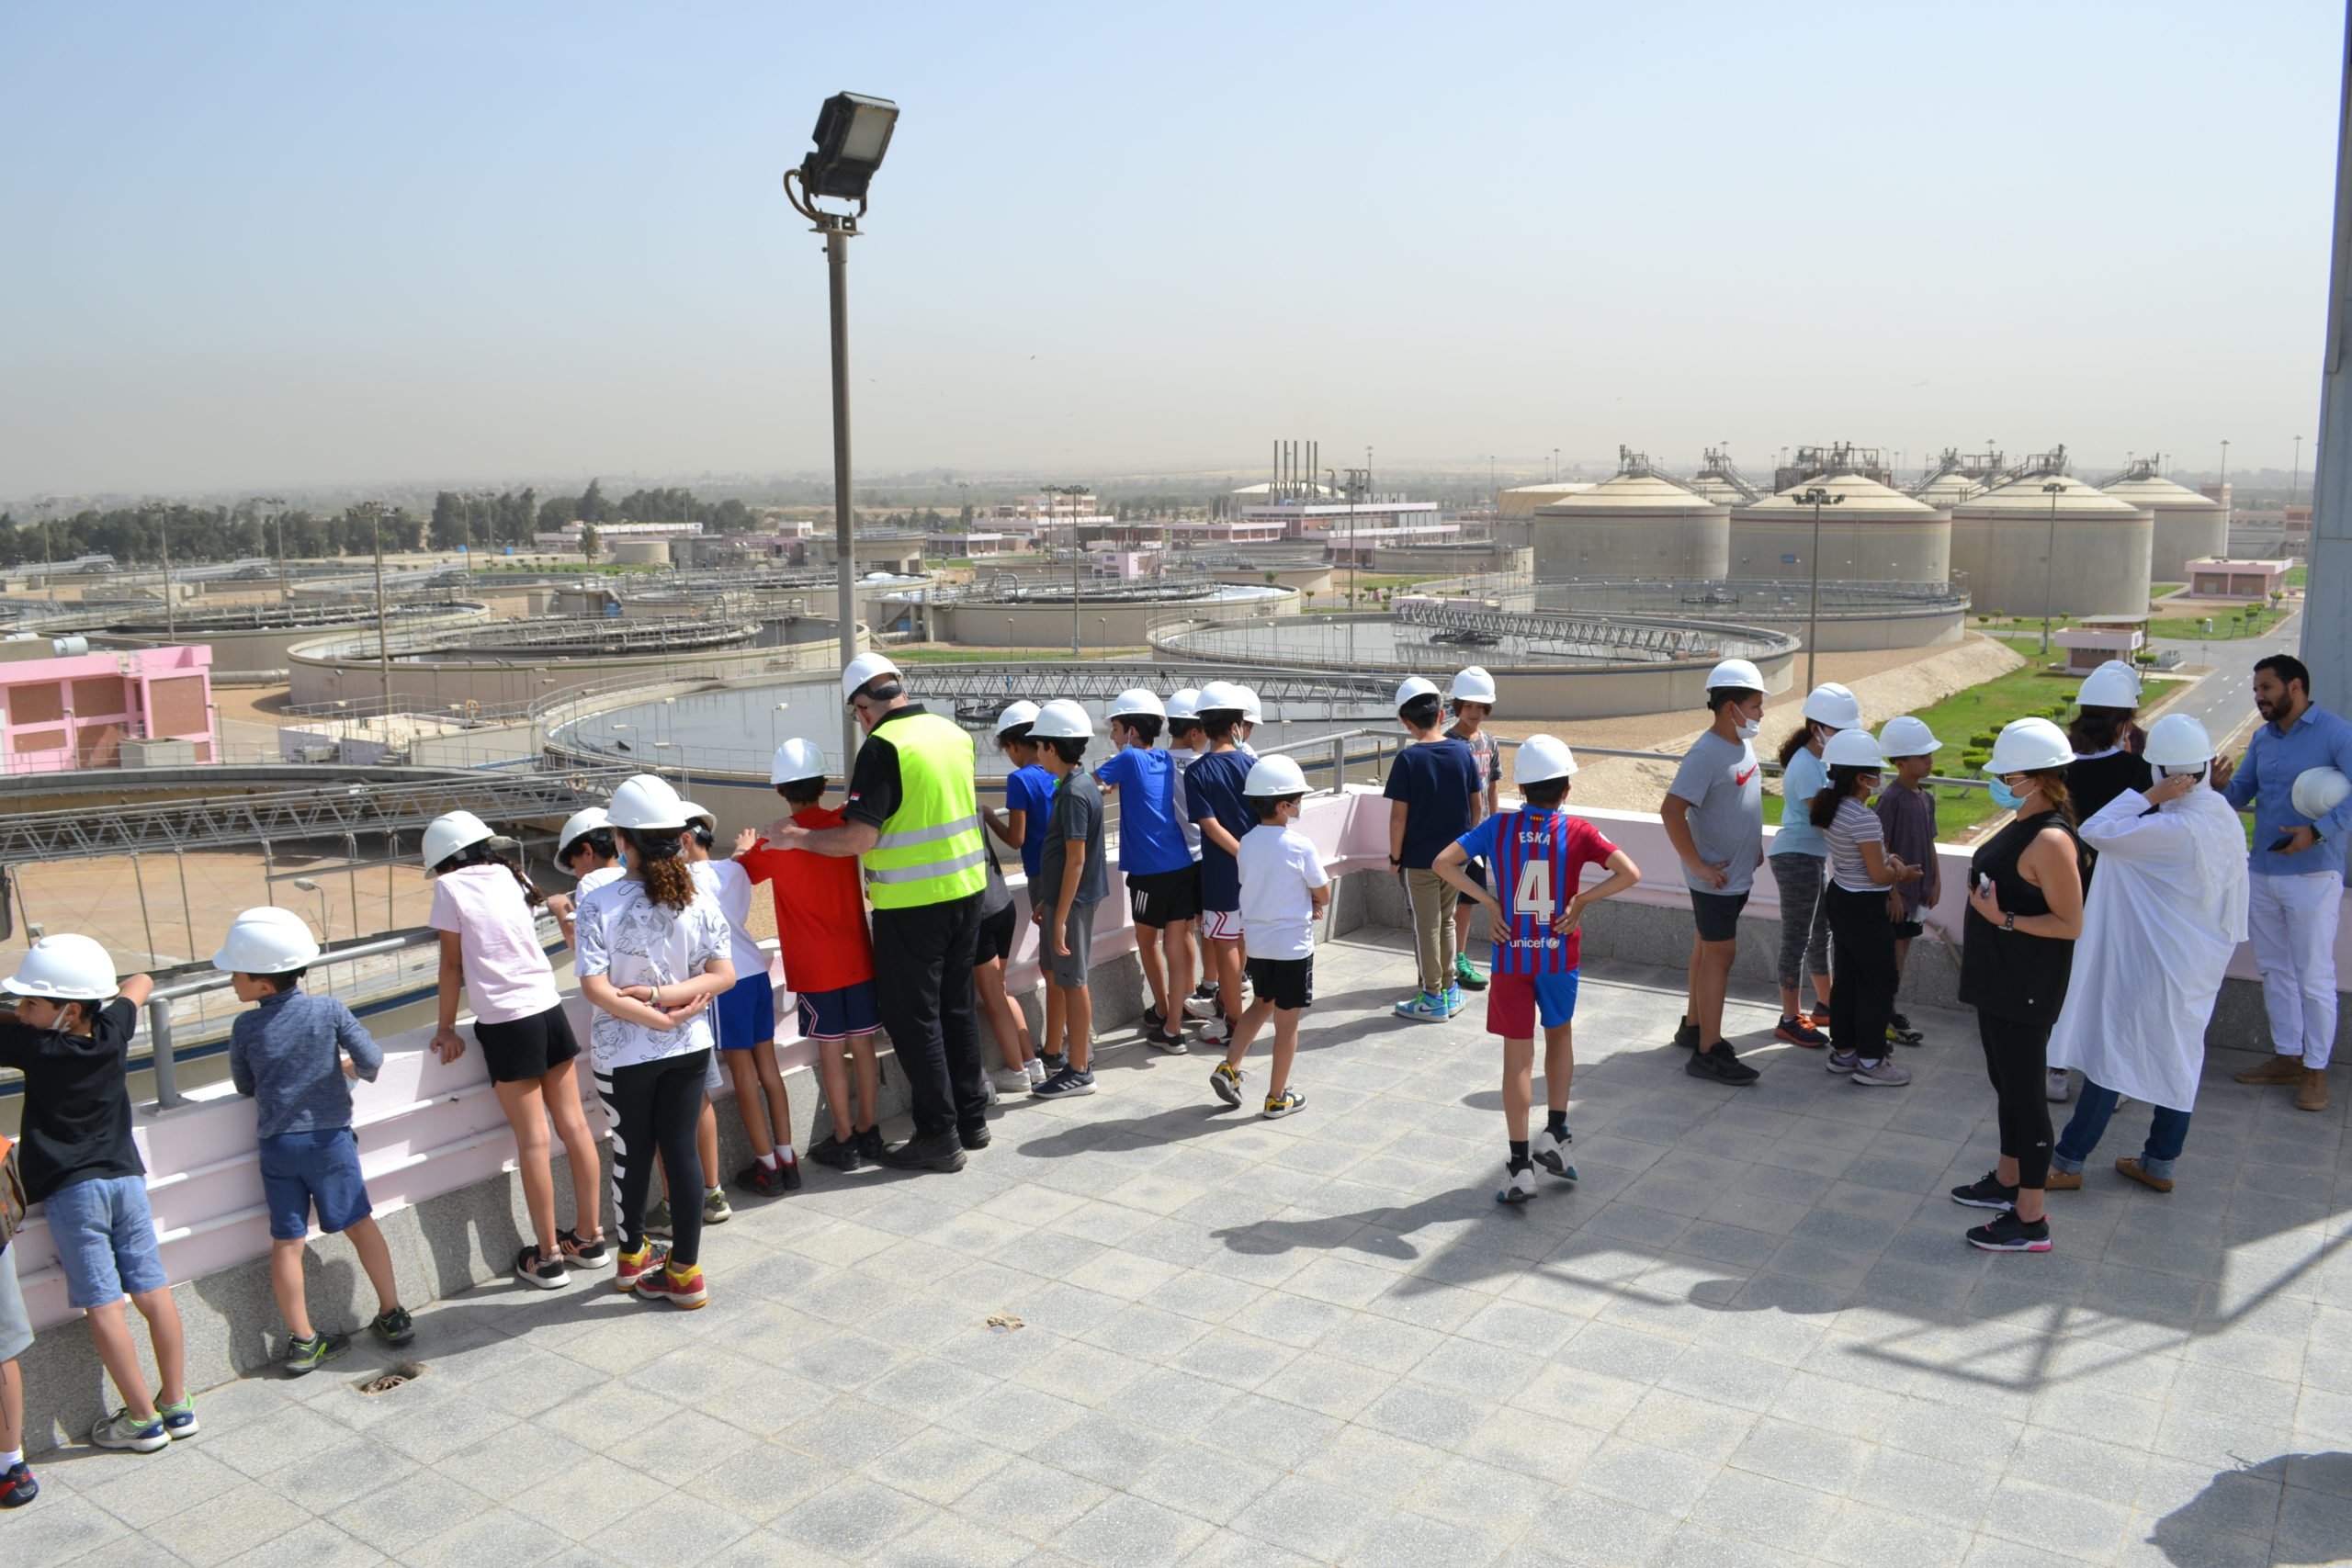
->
[2294, 435, 2305, 507]
[2040, 480, 2065, 657]
[257, 495, 288, 602]
[354, 502, 395, 715]
[142, 502, 177, 638]
[1796, 486, 1843, 690]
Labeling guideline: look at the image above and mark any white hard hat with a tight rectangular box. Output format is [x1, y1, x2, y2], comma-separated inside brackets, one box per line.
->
[2075, 661, 2142, 710]
[2141, 713, 2216, 769]
[1449, 666, 1498, 705]
[1513, 734, 1578, 784]
[1109, 688, 1165, 721]
[679, 800, 718, 833]
[770, 738, 827, 784]
[993, 699, 1040, 736]
[556, 807, 610, 861]
[1822, 728, 1888, 770]
[841, 649, 902, 703]
[4, 932, 119, 1001]
[423, 809, 496, 869]
[1396, 675, 1441, 709]
[1801, 682, 1862, 729]
[1237, 686, 1264, 725]
[211, 907, 322, 975]
[1877, 716, 1942, 758]
[1704, 659, 1766, 694]
[1165, 688, 1201, 723]
[606, 773, 691, 830]
[1029, 698, 1093, 739]
[1243, 754, 1310, 795]
[1196, 680, 1250, 714]
[1985, 716, 2074, 775]
[2292, 766, 2352, 822]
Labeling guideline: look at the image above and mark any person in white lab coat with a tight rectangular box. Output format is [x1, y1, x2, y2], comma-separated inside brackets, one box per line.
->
[2045, 714, 2250, 1193]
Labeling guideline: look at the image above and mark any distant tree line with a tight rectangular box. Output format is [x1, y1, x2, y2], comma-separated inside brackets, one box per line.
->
[0, 501, 426, 569]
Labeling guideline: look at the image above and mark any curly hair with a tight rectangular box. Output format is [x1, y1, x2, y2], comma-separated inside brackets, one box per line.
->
[616, 826, 696, 910]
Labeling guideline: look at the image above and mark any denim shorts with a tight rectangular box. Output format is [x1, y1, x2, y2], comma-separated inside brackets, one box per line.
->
[259, 1128, 374, 1241]
[714, 973, 777, 1051]
[43, 1175, 170, 1309]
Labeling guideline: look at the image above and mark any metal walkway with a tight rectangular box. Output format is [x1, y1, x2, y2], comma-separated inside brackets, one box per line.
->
[1393, 600, 1784, 662]
[895, 660, 1399, 706]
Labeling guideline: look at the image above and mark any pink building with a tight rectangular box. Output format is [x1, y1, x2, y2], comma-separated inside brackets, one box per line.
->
[0, 642, 216, 773]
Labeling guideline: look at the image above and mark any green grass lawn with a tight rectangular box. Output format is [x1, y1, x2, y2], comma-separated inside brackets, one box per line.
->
[1762, 781, 1997, 838]
[2144, 605, 2289, 639]
[2150, 582, 2184, 595]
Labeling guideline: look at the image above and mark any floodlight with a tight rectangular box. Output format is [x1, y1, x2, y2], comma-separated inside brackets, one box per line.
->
[798, 93, 899, 205]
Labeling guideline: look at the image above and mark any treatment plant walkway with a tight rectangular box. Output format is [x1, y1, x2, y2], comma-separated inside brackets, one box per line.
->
[16, 931, 2352, 1568]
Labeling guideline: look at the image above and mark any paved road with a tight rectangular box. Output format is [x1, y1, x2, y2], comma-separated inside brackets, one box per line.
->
[2145, 608, 2304, 755]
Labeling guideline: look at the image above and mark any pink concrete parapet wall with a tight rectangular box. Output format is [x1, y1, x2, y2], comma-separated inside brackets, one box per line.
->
[0, 642, 216, 773]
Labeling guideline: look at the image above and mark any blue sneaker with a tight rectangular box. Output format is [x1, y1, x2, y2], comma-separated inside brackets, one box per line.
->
[1394, 992, 1446, 1021]
[90, 1409, 168, 1453]
[157, 1394, 199, 1439]
[1442, 986, 1467, 1018]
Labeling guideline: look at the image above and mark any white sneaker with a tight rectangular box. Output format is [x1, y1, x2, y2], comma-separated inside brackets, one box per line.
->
[1497, 1165, 1537, 1204]
[1025, 1059, 1048, 1087]
[991, 1067, 1032, 1095]
[1198, 1017, 1230, 1044]
[1531, 1127, 1576, 1179]
[2046, 1067, 2073, 1103]
[1183, 996, 1220, 1021]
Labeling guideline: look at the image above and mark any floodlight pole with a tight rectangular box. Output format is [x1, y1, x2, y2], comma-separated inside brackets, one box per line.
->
[819, 211, 862, 771]
[2040, 480, 2064, 657]
[1798, 487, 1843, 690]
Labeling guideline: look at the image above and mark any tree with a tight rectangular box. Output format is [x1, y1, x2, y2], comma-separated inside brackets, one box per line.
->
[580, 478, 612, 524]
[579, 522, 600, 564]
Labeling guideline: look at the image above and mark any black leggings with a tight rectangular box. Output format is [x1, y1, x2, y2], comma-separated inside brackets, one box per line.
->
[1824, 885, 1897, 1066]
[601, 1050, 710, 1266]
[1977, 1013, 2053, 1190]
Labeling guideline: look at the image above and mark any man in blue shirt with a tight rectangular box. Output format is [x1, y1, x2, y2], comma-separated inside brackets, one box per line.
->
[2218, 654, 2352, 1110]
[1384, 676, 1483, 1020]
[1097, 689, 1198, 1051]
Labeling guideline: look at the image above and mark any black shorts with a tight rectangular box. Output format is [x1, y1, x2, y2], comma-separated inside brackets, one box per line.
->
[1245, 955, 1315, 1011]
[1891, 919, 1924, 941]
[1689, 889, 1751, 944]
[1126, 864, 1202, 929]
[471, 1002, 582, 1084]
[975, 901, 1017, 965]
[1455, 858, 1487, 908]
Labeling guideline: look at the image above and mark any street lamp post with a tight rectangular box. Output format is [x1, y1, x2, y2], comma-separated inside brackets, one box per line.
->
[2040, 480, 2065, 658]
[141, 502, 177, 638]
[255, 495, 288, 602]
[785, 90, 901, 770]
[1796, 486, 1843, 689]
[349, 502, 396, 715]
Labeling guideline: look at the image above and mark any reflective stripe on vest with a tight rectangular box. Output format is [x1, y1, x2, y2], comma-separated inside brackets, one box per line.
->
[861, 711, 989, 909]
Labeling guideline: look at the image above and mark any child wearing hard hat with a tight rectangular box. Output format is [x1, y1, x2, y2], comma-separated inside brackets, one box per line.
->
[1663, 660, 1769, 1086]
[1434, 736, 1638, 1203]
[0, 935, 193, 1452]
[216, 907, 415, 1372]
[678, 801, 793, 1205]
[1028, 700, 1109, 1099]
[1873, 716, 1945, 1047]
[1205, 755, 1329, 1119]
[1184, 682, 1262, 1044]
[1096, 688, 1198, 1053]
[1767, 683, 1859, 1050]
[1811, 729, 1920, 1089]
[1445, 667, 1501, 998]
[1385, 675, 1483, 1021]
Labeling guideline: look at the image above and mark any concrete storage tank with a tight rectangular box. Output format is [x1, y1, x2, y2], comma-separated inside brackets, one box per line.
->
[1498, 482, 1595, 519]
[1948, 472, 2154, 618]
[1729, 473, 1951, 583]
[1531, 457, 1728, 580]
[2099, 461, 2229, 582]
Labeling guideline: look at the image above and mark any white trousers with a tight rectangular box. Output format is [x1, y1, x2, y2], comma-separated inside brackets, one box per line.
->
[2246, 870, 2345, 1069]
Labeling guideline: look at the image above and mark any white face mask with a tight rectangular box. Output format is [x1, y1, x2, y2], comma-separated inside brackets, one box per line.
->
[1735, 717, 1761, 740]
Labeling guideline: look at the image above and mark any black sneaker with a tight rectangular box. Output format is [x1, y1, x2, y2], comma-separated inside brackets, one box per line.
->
[282, 1332, 351, 1376]
[876, 1132, 968, 1173]
[0, 1461, 36, 1509]
[1673, 1019, 1700, 1051]
[514, 1245, 571, 1291]
[1950, 1171, 2018, 1211]
[559, 1228, 610, 1269]
[734, 1160, 792, 1198]
[959, 1123, 992, 1151]
[1147, 1026, 1190, 1055]
[854, 1126, 887, 1165]
[1966, 1212, 2052, 1252]
[1033, 1066, 1098, 1100]
[776, 1157, 804, 1191]
[1142, 1005, 1165, 1035]
[1684, 1041, 1759, 1085]
[1193, 981, 1217, 1002]
[1888, 1011, 1923, 1046]
[370, 1307, 415, 1347]
[807, 1134, 861, 1171]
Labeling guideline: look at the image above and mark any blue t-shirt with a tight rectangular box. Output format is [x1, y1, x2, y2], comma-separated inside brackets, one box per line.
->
[1095, 745, 1193, 876]
[1184, 749, 1258, 912]
[1006, 764, 1057, 879]
[1770, 745, 1829, 859]
[1383, 737, 1481, 870]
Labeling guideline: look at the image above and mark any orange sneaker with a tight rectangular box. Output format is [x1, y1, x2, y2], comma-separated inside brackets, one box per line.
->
[635, 1260, 707, 1309]
[614, 1241, 669, 1293]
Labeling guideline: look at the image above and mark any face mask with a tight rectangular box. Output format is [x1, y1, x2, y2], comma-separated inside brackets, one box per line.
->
[1735, 716, 1761, 740]
[1988, 778, 2024, 811]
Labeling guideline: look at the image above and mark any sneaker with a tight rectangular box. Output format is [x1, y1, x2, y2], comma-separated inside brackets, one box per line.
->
[1888, 1011, 1924, 1046]
[1497, 1164, 1537, 1205]
[2045, 1068, 2073, 1103]
[1142, 1005, 1166, 1035]
[279, 1333, 349, 1378]
[1033, 1066, 1098, 1099]
[1673, 1019, 1700, 1051]
[559, 1228, 611, 1269]
[1025, 1058, 1049, 1087]
[0, 1461, 37, 1508]
[1532, 1127, 1577, 1180]
[90, 1408, 169, 1452]
[1453, 953, 1487, 991]
[1966, 1212, 2052, 1252]
[1198, 1017, 1231, 1044]
[854, 1126, 887, 1165]
[734, 1160, 792, 1199]
[775, 1156, 804, 1190]
[644, 1199, 673, 1239]
[807, 1134, 862, 1171]
[1825, 1048, 1859, 1073]
[514, 1244, 571, 1291]
[1210, 1061, 1244, 1106]
[1147, 1026, 1190, 1055]
[1442, 985, 1467, 1018]
[1192, 980, 1218, 1002]
[991, 1066, 1035, 1093]
[959, 1123, 992, 1151]
[616, 1241, 671, 1292]
[157, 1395, 199, 1440]
[1775, 1015, 1828, 1047]
[1041, 1052, 1070, 1077]
[702, 1187, 733, 1225]
[1685, 1042, 1760, 1086]
[635, 1259, 708, 1309]
[1394, 991, 1447, 1021]
[369, 1308, 415, 1347]
[1261, 1088, 1305, 1119]
[1183, 996, 1221, 1021]
[1950, 1171, 2018, 1211]
[876, 1132, 969, 1172]
[1849, 1058, 1912, 1088]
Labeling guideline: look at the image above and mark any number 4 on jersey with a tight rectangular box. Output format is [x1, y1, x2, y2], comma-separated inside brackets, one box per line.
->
[1512, 858, 1554, 922]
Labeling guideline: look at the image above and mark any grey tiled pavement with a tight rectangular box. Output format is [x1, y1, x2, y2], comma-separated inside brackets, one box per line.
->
[19, 929, 2352, 1567]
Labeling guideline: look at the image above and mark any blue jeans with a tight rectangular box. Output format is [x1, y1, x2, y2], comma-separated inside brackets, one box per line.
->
[2051, 1077, 2191, 1180]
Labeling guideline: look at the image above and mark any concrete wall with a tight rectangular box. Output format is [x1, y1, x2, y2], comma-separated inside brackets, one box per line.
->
[1949, 516, 2155, 618]
[1532, 519, 1730, 581]
[286, 622, 851, 710]
[1727, 520, 1951, 583]
[928, 590, 1297, 649]
[2152, 507, 2232, 582]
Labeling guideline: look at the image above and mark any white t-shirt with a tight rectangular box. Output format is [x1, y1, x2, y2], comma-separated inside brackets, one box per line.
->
[691, 859, 768, 979]
[427, 864, 560, 1025]
[572, 877, 730, 1071]
[576, 864, 622, 897]
[1236, 823, 1329, 960]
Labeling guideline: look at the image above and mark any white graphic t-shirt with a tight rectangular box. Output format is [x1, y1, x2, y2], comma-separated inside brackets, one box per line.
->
[572, 876, 730, 1072]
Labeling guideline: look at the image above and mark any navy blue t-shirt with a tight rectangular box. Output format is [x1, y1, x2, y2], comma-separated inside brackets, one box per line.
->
[1006, 764, 1057, 879]
[1383, 737, 1482, 869]
[1094, 745, 1192, 876]
[1184, 749, 1258, 911]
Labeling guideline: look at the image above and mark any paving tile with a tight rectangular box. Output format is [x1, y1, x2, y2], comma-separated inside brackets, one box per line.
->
[1227, 1475, 1389, 1563]
[220, 1517, 394, 1568]
[1051, 1491, 1216, 1568]
[394, 1506, 571, 1568]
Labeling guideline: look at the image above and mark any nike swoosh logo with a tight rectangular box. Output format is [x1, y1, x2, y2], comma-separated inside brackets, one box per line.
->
[1734, 767, 1757, 786]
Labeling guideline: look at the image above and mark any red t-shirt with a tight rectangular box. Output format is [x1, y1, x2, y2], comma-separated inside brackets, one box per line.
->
[737, 807, 876, 994]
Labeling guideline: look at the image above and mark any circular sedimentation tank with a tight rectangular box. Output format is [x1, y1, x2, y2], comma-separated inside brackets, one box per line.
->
[1728, 474, 1951, 584]
[100, 599, 492, 673]
[1948, 473, 2154, 618]
[1529, 578, 1969, 653]
[883, 578, 1298, 648]
[2098, 468, 2229, 581]
[1531, 471, 1730, 580]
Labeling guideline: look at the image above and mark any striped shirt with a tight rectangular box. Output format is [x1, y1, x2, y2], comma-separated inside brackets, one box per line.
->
[1825, 796, 1884, 894]
[1453, 808, 1620, 975]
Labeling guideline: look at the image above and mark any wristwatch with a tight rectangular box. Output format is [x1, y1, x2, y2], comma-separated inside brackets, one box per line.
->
[2002, 912, 2016, 932]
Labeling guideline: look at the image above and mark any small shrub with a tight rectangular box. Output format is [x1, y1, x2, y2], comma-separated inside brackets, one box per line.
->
[1961, 749, 1990, 769]
[1969, 730, 1996, 749]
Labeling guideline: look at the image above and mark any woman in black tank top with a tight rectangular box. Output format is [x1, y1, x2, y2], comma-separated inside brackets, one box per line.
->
[1952, 740, 2086, 1254]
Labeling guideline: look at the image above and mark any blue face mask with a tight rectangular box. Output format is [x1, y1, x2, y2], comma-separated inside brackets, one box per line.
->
[1987, 778, 2024, 811]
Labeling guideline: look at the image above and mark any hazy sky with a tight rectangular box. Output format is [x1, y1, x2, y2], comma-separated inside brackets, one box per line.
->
[4, 2, 2345, 498]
